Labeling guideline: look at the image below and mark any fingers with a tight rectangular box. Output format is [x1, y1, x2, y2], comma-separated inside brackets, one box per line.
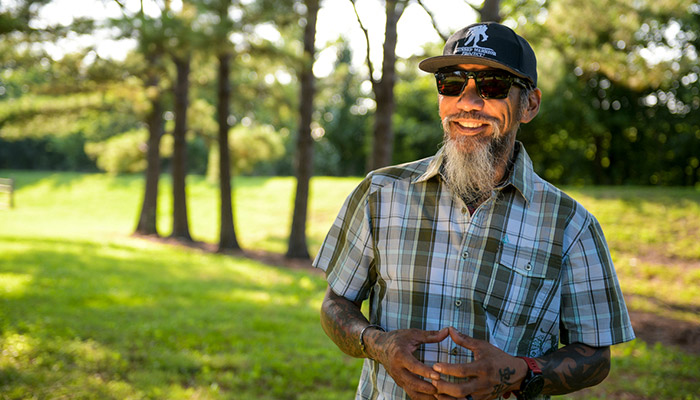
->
[431, 378, 475, 399]
[448, 326, 481, 350]
[432, 360, 475, 379]
[425, 326, 451, 343]
[403, 327, 450, 381]
[404, 354, 441, 381]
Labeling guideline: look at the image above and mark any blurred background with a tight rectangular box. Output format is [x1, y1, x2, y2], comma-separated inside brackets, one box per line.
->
[1, 0, 698, 185]
[1, 0, 699, 399]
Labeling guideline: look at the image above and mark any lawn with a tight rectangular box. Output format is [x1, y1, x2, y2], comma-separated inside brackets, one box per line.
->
[1, 170, 699, 399]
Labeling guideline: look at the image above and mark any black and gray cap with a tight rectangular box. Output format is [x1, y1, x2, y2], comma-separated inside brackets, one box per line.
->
[419, 22, 538, 87]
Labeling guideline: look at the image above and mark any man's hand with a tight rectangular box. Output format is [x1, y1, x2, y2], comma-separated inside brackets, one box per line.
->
[364, 327, 450, 400]
[431, 327, 527, 400]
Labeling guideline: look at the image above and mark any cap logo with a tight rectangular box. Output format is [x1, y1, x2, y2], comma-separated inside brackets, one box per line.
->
[454, 25, 497, 57]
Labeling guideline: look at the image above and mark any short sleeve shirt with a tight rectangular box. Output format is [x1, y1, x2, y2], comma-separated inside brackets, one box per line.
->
[313, 142, 635, 400]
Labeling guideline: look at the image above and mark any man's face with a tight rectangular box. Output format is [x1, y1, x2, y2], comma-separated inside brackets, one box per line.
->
[438, 64, 536, 153]
[437, 63, 540, 204]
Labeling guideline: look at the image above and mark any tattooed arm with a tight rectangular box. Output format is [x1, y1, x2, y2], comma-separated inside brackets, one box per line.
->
[319, 286, 368, 358]
[431, 328, 610, 400]
[320, 286, 449, 400]
[538, 342, 610, 395]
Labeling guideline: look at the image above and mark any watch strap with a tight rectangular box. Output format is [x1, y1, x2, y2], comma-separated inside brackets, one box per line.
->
[505, 357, 543, 400]
[518, 356, 542, 374]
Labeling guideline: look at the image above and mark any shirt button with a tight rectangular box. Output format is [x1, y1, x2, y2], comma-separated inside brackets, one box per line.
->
[461, 251, 469, 259]
[525, 262, 533, 271]
[461, 207, 467, 214]
[450, 347, 460, 356]
[455, 299, 462, 307]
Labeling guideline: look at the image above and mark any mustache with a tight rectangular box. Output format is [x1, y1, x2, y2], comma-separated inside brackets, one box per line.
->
[443, 111, 499, 125]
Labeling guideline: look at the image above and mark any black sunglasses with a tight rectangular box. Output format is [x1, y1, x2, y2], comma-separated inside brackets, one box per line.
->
[434, 69, 531, 99]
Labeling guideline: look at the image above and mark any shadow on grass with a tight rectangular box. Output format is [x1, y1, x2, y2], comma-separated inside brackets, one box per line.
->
[0, 236, 359, 400]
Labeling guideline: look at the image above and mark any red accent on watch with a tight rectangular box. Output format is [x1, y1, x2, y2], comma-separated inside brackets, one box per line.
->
[518, 356, 542, 374]
[504, 357, 542, 398]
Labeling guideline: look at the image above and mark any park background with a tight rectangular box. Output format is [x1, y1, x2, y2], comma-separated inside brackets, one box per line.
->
[1, 0, 699, 399]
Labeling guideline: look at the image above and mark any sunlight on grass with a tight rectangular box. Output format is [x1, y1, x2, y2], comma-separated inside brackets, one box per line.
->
[1, 172, 698, 399]
[0, 272, 33, 296]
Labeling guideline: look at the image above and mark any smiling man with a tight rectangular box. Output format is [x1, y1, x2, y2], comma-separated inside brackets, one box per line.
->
[315, 22, 635, 400]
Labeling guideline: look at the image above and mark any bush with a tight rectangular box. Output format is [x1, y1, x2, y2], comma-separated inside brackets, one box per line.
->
[85, 129, 149, 174]
[207, 123, 285, 179]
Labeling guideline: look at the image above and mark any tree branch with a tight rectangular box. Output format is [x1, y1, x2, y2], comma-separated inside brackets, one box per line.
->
[349, 0, 376, 85]
[415, 0, 449, 42]
[464, 0, 481, 17]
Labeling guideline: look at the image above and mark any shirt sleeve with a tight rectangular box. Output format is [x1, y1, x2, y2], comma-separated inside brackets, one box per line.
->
[312, 176, 376, 303]
[560, 216, 635, 346]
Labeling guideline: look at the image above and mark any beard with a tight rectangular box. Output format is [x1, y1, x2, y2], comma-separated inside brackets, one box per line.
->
[441, 111, 517, 205]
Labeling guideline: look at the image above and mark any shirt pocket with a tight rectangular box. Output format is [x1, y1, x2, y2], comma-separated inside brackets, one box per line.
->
[481, 243, 561, 327]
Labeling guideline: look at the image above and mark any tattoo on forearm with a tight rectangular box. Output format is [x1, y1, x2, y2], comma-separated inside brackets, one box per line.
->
[491, 367, 516, 397]
[539, 344, 611, 395]
[320, 291, 368, 358]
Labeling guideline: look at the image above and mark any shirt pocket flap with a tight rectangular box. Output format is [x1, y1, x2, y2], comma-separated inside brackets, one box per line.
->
[498, 242, 561, 280]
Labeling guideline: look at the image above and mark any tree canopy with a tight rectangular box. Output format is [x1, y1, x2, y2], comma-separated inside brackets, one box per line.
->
[0, 0, 698, 187]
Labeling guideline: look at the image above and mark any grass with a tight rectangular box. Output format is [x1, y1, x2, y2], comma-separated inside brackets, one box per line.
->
[1, 170, 699, 399]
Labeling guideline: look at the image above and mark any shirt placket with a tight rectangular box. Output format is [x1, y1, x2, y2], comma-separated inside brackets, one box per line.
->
[449, 195, 495, 364]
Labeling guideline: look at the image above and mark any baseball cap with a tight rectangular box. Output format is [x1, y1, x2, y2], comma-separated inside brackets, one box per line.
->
[419, 22, 538, 87]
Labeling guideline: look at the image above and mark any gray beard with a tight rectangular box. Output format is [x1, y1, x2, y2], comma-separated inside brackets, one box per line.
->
[441, 113, 515, 205]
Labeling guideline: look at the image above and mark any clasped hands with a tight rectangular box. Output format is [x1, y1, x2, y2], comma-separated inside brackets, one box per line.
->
[363, 326, 527, 400]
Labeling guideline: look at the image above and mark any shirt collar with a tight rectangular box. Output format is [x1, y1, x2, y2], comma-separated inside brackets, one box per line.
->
[412, 141, 535, 205]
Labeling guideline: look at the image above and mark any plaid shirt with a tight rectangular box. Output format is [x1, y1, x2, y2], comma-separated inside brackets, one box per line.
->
[313, 142, 635, 400]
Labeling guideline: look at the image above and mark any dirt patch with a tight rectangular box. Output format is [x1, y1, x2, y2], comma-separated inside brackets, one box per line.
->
[632, 249, 700, 271]
[629, 310, 700, 354]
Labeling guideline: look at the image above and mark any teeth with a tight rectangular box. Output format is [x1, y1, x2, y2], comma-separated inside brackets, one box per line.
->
[457, 121, 484, 128]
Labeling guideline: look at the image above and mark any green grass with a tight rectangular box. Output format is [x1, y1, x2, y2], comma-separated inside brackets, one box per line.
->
[1, 171, 699, 399]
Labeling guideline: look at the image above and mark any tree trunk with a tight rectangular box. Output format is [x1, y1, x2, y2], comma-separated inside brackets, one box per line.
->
[286, 0, 320, 260]
[217, 51, 241, 251]
[479, 0, 502, 22]
[170, 54, 192, 241]
[134, 55, 164, 237]
[368, 0, 405, 171]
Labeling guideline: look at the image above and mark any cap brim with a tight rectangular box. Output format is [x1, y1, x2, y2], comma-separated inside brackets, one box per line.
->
[419, 55, 530, 82]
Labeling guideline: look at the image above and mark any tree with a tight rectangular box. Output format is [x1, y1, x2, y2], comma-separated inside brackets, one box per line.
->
[286, 0, 320, 260]
[167, 3, 197, 241]
[134, 51, 166, 236]
[351, 0, 407, 171]
[476, 0, 502, 22]
[110, 1, 170, 237]
[205, 0, 242, 252]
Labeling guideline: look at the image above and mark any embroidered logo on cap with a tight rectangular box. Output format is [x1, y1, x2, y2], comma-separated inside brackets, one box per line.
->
[454, 25, 497, 57]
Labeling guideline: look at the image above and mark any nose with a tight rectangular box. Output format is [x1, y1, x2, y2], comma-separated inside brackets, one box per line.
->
[456, 78, 485, 111]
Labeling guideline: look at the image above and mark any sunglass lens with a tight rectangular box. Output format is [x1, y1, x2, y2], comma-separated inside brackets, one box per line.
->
[477, 74, 513, 99]
[437, 74, 466, 96]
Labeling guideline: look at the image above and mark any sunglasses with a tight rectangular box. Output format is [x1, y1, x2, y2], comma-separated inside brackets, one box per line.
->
[434, 69, 531, 99]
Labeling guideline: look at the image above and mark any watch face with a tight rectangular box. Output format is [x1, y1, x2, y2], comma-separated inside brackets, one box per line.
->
[522, 375, 545, 398]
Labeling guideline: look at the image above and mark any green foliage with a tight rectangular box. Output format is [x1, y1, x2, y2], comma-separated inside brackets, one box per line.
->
[206, 124, 286, 179]
[2, 0, 699, 186]
[84, 129, 149, 174]
[314, 42, 371, 176]
[515, 0, 700, 186]
[393, 71, 442, 164]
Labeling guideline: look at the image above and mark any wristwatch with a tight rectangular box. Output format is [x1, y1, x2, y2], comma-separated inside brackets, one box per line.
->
[514, 357, 544, 400]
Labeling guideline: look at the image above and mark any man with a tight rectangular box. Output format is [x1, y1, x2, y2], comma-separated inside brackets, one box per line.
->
[314, 22, 635, 400]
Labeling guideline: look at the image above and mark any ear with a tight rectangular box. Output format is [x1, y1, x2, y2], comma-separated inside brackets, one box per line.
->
[519, 88, 541, 124]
